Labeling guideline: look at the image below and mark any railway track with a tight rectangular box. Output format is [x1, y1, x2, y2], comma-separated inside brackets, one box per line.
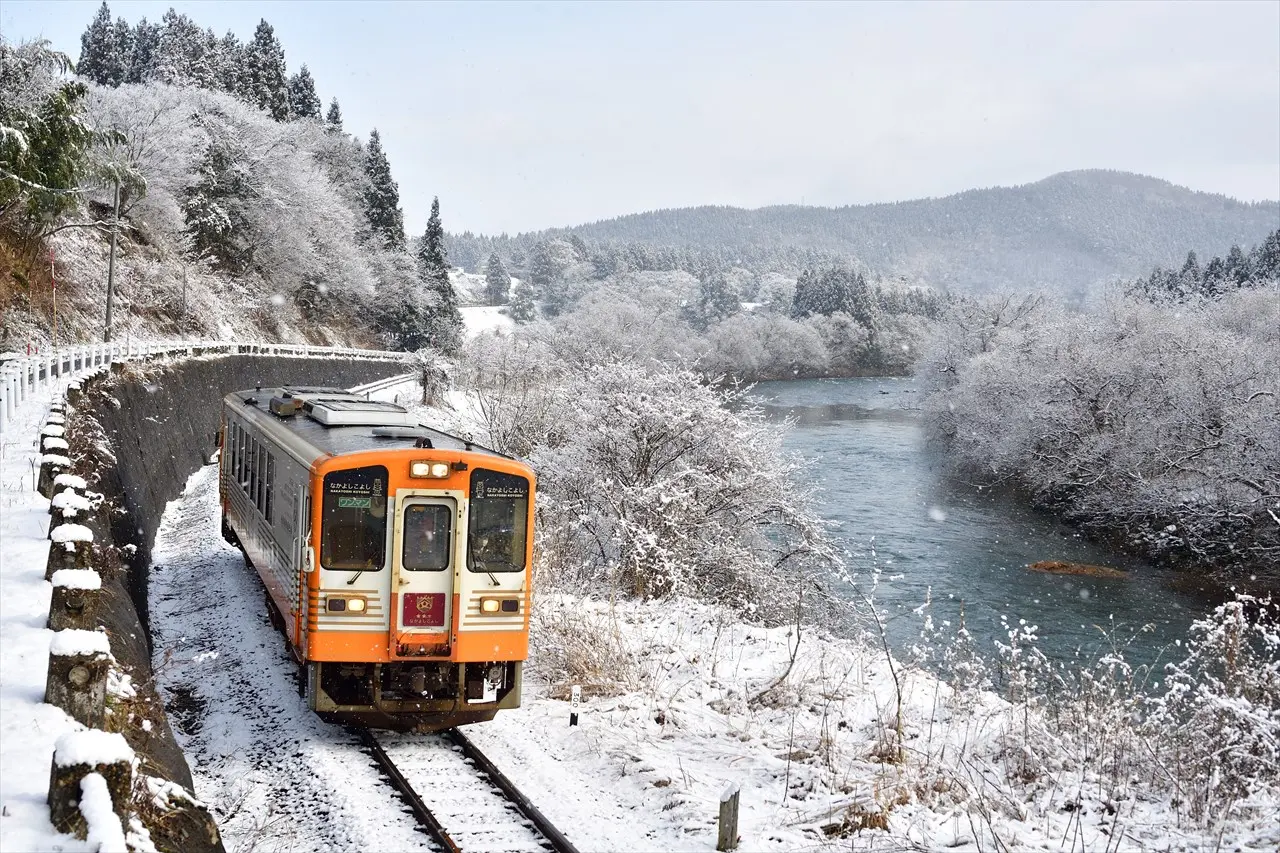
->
[360, 728, 580, 853]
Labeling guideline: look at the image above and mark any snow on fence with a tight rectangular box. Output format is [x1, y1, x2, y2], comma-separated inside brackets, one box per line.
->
[0, 339, 404, 436]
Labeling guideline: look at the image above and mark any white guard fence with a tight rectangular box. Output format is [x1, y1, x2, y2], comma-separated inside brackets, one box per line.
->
[0, 340, 405, 436]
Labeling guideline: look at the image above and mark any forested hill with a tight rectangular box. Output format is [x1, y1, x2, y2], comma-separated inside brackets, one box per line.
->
[535, 170, 1279, 294]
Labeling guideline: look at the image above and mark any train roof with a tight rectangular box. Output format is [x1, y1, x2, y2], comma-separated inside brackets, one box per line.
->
[224, 386, 512, 461]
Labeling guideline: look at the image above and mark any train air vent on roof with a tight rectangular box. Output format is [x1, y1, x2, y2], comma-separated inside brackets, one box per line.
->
[371, 426, 434, 444]
[304, 399, 415, 427]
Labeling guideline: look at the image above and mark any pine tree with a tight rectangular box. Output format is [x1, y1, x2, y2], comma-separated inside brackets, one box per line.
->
[242, 19, 288, 120]
[153, 9, 207, 85]
[484, 253, 510, 305]
[509, 279, 536, 324]
[1225, 244, 1252, 286]
[362, 129, 405, 250]
[416, 197, 465, 354]
[1253, 230, 1280, 281]
[125, 17, 161, 83]
[214, 30, 243, 94]
[78, 3, 130, 86]
[108, 16, 133, 84]
[326, 98, 343, 131]
[287, 64, 321, 120]
[77, 3, 113, 83]
[696, 267, 740, 329]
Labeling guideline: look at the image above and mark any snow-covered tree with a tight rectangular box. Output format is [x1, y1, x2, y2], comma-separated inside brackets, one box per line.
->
[362, 128, 404, 250]
[415, 197, 463, 353]
[325, 97, 342, 132]
[484, 252, 509, 305]
[241, 19, 288, 121]
[287, 64, 321, 121]
[508, 279, 536, 323]
[77, 3, 129, 86]
[695, 266, 740, 329]
[125, 17, 161, 84]
[213, 30, 243, 94]
[152, 9, 211, 86]
[0, 39, 98, 236]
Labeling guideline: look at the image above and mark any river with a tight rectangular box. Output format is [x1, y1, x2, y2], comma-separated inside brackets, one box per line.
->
[749, 377, 1210, 675]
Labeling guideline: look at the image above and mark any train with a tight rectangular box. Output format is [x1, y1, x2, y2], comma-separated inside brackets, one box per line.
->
[218, 385, 535, 731]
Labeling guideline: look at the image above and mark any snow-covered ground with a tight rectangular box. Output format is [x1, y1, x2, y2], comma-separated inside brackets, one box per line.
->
[459, 305, 514, 340]
[144, 462, 1280, 853]
[0, 383, 98, 853]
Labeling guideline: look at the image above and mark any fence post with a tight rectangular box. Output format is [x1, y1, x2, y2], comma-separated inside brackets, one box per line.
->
[48, 730, 133, 840]
[49, 569, 102, 631]
[47, 525, 94, 578]
[717, 783, 740, 851]
[45, 629, 111, 727]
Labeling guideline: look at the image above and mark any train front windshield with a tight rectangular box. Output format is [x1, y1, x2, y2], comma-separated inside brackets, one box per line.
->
[468, 469, 529, 573]
[321, 466, 388, 570]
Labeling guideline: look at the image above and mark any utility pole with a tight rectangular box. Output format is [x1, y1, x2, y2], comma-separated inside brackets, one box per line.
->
[103, 177, 120, 342]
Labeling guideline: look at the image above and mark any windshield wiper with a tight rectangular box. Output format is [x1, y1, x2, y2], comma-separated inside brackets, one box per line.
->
[346, 569, 365, 586]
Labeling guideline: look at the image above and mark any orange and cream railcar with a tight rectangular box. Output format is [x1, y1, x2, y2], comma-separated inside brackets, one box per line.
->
[218, 386, 534, 731]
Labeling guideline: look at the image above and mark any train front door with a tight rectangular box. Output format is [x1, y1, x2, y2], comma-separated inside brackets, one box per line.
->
[391, 495, 457, 655]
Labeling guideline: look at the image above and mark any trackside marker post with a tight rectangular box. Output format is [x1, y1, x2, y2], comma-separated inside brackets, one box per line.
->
[717, 782, 741, 851]
[570, 684, 580, 726]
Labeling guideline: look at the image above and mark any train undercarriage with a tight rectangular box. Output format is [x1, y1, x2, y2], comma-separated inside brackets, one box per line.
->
[305, 659, 523, 732]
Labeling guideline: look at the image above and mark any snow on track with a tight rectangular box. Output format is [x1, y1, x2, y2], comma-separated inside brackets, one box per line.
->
[378, 733, 550, 853]
[150, 465, 433, 853]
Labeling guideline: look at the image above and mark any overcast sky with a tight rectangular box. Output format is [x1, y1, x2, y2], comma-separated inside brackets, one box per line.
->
[4, 0, 1278, 236]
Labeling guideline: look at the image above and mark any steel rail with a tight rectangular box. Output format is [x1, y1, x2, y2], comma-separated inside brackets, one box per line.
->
[359, 729, 462, 853]
[444, 727, 581, 853]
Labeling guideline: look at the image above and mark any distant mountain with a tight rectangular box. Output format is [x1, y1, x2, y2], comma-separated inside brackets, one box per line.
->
[542, 170, 1279, 294]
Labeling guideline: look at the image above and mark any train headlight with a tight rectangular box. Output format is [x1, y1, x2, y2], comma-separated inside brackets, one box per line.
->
[327, 595, 367, 613]
[410, 460, 451, 479]
[479, 597, 519, 615]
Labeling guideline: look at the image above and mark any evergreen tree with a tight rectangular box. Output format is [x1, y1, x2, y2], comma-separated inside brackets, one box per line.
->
[1253, 230, 1280, 281]
[1178, 251, 1201, 298]
[78, 3, 130, 86]
[415, 197, 465, 354]
[362, 129, 404, 250]
[125, 17, 161, 83]
[108, 16, 133, 85]
[287, 64, 321, 121]
[1225, 244, 1252, 286]
[153, 9, 207, 85]
[182, 139, 254, 272]
[214, 30, 243, 94]
[326, 98, 343, 131]
[242, 19, 288, 120]
[509, 279, 536, 324]
[528, 240, 569, 316]
[696, 267, 740, 329]
[1201, 256, 1227, 297]
[484, 252, 510, 305]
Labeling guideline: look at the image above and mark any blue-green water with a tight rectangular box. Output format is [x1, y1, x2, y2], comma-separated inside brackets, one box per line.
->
[750, 377, 1207, 671]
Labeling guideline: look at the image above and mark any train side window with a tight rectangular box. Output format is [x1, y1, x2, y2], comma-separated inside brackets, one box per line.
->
[248, 437, 258, 497]
[402, 503, 452, 571]
[256, 446, 267, 513]
[264, 454, 274, 522]
[467, 469, 529, 573]
[320, 466, 388, 571]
